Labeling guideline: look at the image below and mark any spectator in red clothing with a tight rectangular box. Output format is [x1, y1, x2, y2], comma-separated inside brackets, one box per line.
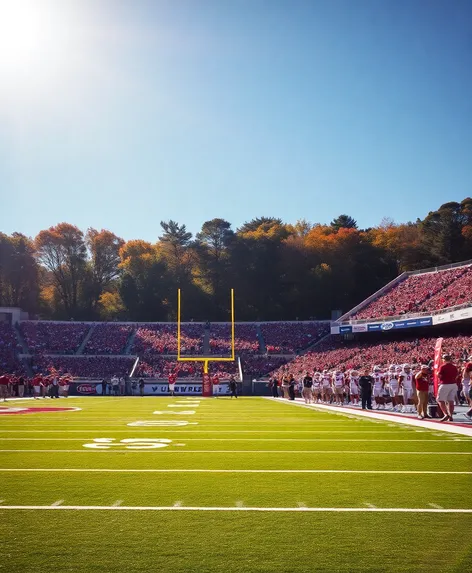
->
[415, 365, 431, 419]
[437, 354, 459, 422]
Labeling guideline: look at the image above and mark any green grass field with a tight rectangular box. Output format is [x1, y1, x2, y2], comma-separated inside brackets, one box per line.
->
[1, 396, 471, 573]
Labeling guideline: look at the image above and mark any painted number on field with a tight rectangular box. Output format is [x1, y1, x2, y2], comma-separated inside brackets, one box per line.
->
[83, 438, 173, 450]
[127, 420, 197, 427]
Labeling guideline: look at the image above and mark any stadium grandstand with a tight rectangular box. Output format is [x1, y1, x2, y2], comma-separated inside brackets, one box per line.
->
[343, 260, 472, 322]
[1, 259, 471, 391]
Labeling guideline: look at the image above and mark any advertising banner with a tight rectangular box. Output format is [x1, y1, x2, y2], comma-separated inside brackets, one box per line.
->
[432, 307, 472, 326]
[70, 382, 230, 396]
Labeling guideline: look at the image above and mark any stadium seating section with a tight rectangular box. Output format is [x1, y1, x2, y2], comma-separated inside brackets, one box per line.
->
[260, 322, 329, 353]
[0, 322, 23, 374]
[2, 258, 471, 384]
[350, 264, 472, 320]
[19, 321, 89, 354]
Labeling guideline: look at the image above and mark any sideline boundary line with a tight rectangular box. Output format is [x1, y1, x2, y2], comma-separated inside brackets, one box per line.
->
[265, 398, 472, 437]
[0, 505, 471, 513]
[0, 449, 469, 454]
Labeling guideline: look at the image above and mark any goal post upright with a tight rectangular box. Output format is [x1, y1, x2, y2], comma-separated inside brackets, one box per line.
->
[177, 288, 236, 386]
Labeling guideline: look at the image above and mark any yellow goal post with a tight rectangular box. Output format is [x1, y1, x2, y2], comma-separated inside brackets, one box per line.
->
[177, 288, 235, 374]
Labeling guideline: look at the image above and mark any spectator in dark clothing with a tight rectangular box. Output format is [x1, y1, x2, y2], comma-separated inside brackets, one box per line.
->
[139, 378, 145, 397]
[229, 376, 238, 399]
[269, 378, 279, 398]
[288, 374, 296, 400]
[101, 379, 107, 396]
[358, 369, 373, 410]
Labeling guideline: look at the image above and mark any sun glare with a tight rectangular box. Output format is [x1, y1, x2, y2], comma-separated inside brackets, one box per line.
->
[0, 0, 51, 72]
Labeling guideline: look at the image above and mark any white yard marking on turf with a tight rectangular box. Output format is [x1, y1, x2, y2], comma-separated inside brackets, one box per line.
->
[297, 502, 307, 509]
[153, 411, 195, 415]
[0, 505, 471, 513]
[235, 501, 244, 507]
[127, 421, 197, 427]
[0, 438, 457, 442]
[364, 503, 377, 508]
[51, 500, 64, 506]
[428, 503, 444, 509]
[112, 500, 123, 507]
[266, 398, 472, 438]
[173, 501, 182, 507]
[1, 469, 471, 474]
[0, 449, 470, 454]
[167, 405, 200, 408]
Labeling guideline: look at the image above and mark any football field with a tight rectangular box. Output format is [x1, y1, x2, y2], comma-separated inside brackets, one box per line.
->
[1, 396, 471, 573]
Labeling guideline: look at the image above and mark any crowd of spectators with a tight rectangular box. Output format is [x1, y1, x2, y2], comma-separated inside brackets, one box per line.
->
[241, 355, 288, 377]
[260, 322, 330, 354]
[270, 334, 472, 380]
[31, 355, 135, 378]
[20, 321, 90, 354]
[416, 266, 472, 312]
[132, 324, 204, 355]
[0, 323, 23, 374]
[208, 323, 261, 355]
[135, 356, 238, 379]
[84, 323, 133, 354]
[351, 265, 471, 320]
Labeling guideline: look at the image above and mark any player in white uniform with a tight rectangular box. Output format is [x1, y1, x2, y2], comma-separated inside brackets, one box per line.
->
[332, 370, 345, 405]
[372, 366, 385, 409]
[349, 370, 360, 405]
[387, 365, 400, 411]
[321, 370, 332, 403]
[312, 373, 322, 403]
[399, 364, 415, 413]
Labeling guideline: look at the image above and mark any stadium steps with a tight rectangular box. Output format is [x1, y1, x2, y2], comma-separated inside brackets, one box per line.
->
[14, 323, 30, 355]
[203, 328, 210, 354]
[256, 325, 267, 353]
[123, 329, 137, 355]
[76, 324, 96, 355]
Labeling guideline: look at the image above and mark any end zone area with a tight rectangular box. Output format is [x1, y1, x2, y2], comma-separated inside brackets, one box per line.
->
[1, 397, 471, 572]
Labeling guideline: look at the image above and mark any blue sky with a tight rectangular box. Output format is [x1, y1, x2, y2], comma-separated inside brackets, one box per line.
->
[0, 0, 471, 241]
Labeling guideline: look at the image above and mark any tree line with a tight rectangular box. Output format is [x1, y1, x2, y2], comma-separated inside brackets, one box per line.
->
[1, 198, 471, 322]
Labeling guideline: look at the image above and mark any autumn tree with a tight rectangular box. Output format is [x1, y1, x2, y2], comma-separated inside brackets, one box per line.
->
[35, 223, 87, 318]
[83, 228, 124, 314]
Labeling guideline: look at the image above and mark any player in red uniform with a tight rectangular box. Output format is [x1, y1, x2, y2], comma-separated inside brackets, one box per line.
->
[212, 374, 220, 398]
[168, 372, 177, 397]
[0, 373, 10, 401]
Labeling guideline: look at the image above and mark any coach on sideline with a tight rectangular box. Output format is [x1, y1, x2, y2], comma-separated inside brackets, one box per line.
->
[358, 368, 373, 410]
[437, 354, 459, 422]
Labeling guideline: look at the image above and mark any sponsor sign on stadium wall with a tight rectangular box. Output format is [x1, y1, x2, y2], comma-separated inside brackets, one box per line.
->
[336, 316, 433, 335]
[69, 382, 230, 396]
[432, 308, 472, 325]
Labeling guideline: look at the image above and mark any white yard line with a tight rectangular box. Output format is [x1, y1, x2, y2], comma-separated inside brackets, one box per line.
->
[0, 438, 459, 442]
[0, 449, 469, 454]
[0, 505, 470, 513]
[265, 398, 472, 438]
[0, 468, 470, 474]
[0, 430, 415, 433]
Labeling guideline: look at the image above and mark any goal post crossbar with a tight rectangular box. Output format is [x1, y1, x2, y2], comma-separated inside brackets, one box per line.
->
[177, 289, 235, 374]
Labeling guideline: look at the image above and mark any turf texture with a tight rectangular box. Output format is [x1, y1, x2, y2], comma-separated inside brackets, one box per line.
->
[0, 396, 471, 572]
